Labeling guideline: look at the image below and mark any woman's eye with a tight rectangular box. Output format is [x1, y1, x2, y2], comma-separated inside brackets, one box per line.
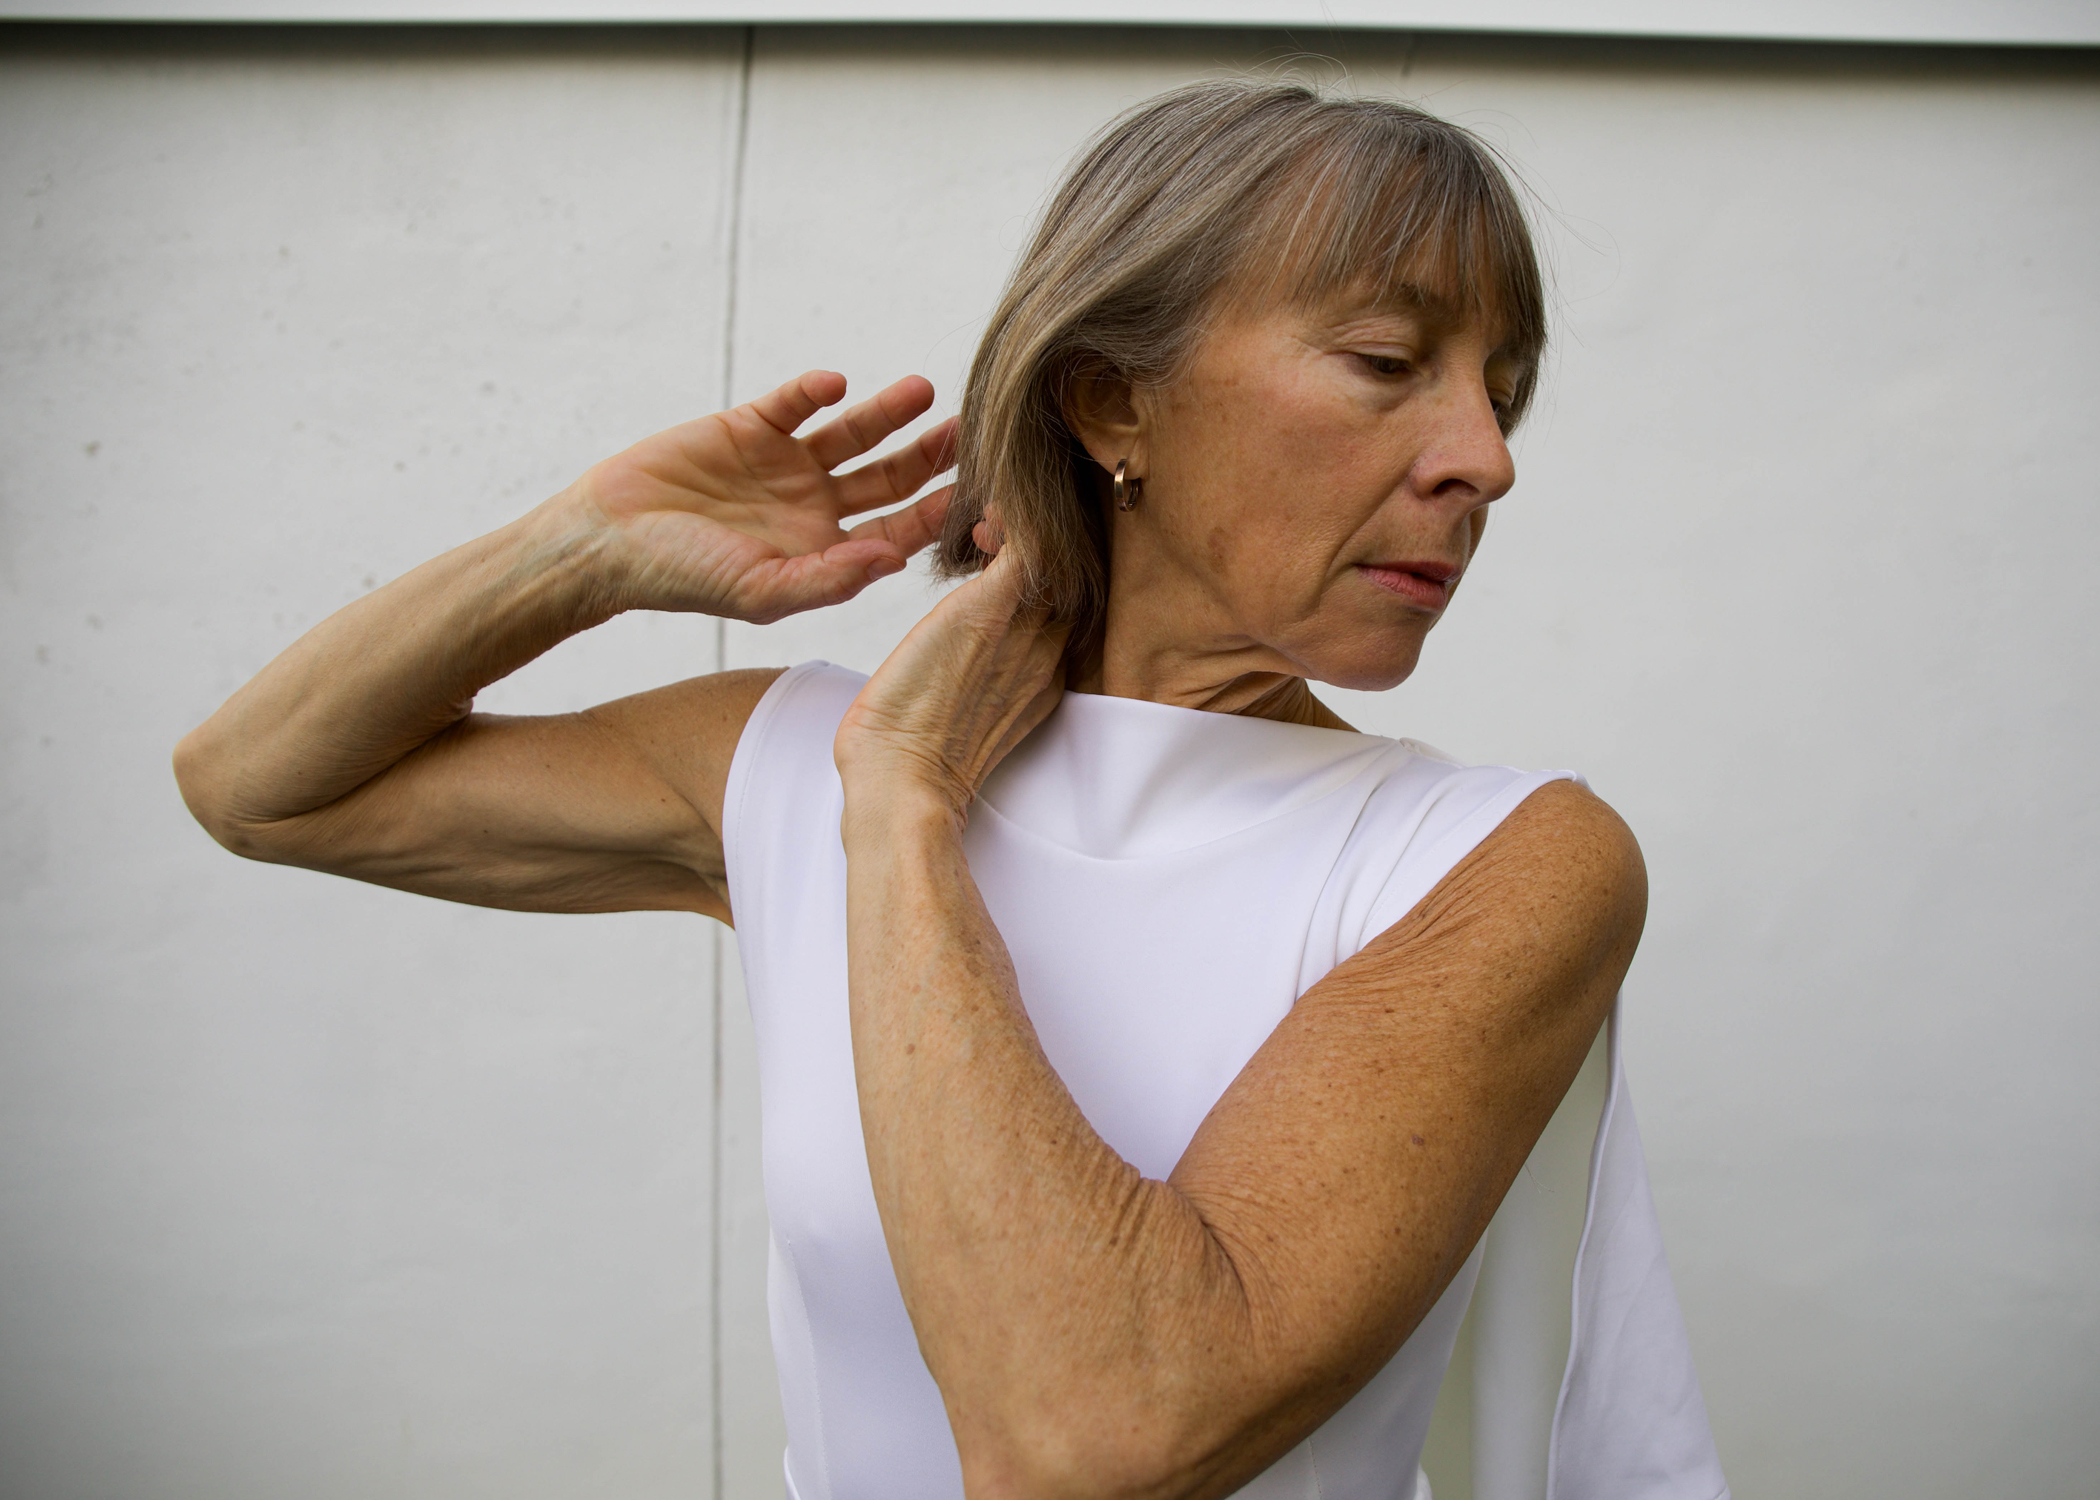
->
[1359, 353, 1413, 377]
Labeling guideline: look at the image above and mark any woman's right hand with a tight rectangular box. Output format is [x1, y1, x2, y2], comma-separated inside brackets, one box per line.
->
[560, 369, 958, 623]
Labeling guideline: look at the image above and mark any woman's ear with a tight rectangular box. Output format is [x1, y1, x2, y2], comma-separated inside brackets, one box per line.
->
[1062, 363, 1144, 476]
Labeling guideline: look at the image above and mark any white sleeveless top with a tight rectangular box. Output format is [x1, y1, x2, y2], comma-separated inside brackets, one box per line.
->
[724, 662, 1730, 1500]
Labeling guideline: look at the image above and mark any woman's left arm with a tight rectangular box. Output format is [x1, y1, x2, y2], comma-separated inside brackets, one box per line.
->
[834, 556, 1645, 1500]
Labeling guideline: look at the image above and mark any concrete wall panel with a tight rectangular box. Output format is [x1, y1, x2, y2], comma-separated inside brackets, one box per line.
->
[0, 26, 744, 1499]
[2, 22, 2095, 1500]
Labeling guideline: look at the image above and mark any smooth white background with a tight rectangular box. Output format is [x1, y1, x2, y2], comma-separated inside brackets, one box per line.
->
[2, 20, 2095, 1500]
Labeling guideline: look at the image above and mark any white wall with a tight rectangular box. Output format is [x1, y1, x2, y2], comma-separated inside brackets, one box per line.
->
[0, 26, 759, 1500]
[2, 23, 2095, 1500]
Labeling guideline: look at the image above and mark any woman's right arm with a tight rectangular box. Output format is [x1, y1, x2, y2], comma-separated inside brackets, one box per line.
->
[173, 370, 955, 922]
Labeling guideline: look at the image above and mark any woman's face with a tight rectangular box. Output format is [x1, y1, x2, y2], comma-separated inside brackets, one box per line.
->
[1092, 285, 1525, 696]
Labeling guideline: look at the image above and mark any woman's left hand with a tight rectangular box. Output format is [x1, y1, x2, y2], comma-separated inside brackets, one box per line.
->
[833, 547, 1069, 829]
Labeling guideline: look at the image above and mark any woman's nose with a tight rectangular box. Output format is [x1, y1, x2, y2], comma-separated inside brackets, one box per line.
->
[1417, 381, 1516, 509]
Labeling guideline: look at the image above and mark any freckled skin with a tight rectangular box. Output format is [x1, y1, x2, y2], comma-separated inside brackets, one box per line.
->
[176, 289, 1636, 1500]
[1069, 292, 1520, 711]
[827, 294, 1639, 1499]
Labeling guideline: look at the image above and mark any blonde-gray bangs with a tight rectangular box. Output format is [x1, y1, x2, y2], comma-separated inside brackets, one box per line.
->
[1246, 118, 1546, 388]
[935, 79, 1547, 652]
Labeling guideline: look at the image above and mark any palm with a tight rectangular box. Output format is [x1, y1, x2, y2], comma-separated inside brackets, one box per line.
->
[582, 370, 957, 623]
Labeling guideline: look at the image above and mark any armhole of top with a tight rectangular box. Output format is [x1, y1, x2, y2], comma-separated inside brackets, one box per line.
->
[1358, 767, 1584, 943]
[720, 660, 833, 901]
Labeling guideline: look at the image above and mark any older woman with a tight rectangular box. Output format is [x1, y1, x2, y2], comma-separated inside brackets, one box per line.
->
[176, 82, 1724, 1500]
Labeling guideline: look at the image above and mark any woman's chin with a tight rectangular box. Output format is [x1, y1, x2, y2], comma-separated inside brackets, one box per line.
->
[1301, 642, 1425, 695]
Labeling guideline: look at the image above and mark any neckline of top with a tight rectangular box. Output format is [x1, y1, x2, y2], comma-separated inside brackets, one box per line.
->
[973, 686, 1418, 860]
[1052, 686, 1371, 741]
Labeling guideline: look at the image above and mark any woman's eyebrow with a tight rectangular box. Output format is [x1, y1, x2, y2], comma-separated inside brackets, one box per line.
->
[1321, 285, 1479, 344]
[1373, 280, 1461, 322]
[1356, 281, 1527, 359]
[1325, 293, 1433, 334]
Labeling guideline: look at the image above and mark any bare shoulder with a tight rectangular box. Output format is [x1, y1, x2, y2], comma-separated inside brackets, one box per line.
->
[1464, 777, 1647, 922]
[1335, 777, 1646, 1032]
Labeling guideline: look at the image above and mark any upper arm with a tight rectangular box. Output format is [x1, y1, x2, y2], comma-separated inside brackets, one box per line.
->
[1164, 778, 1646, 1480]
[204, 668, 784, 920]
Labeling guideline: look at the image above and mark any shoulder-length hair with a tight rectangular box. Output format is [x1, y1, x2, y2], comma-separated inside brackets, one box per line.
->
[934, 79, 1547, 652]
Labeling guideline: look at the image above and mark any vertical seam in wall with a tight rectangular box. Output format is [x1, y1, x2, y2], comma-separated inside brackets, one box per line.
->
[710, 923, 726, 1500]
[716, 22, 755, 680]
[712, 29, 756, 1499]
[711, 913, 726, 1500]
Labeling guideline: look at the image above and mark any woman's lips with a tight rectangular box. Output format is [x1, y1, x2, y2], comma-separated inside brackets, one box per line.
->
[1358, 562, 1457, 610]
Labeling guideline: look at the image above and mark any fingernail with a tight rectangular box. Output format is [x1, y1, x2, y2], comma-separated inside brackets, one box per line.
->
[866, 557, 904, 581]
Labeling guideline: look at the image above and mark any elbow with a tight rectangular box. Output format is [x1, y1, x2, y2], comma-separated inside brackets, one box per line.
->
[958, 1399, 1222, 1500]
[171, 726, 271, 860]
[171, 726, 227, 838]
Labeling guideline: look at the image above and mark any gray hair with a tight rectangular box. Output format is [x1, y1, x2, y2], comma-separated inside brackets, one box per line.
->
[934, 78, 1547, 650]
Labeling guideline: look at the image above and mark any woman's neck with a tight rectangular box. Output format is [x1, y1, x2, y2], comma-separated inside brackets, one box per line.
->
[1066, 637, 1355, 731]
[1062, 525, 1356, 730]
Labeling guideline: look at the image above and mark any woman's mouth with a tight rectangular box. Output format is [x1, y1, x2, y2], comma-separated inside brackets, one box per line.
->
[1358, 561, 1458, 610]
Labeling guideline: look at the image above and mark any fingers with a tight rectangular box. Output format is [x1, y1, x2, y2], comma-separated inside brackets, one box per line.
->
[740, 478, 956, 625]
[804, 375, 936, 473]
[731, 538, 906, 624]
[835, 415, 959, 516]
[827, 538, 1070, 808]
[919, 554, 1069, 776]
[847, 483, 953, 557]
[968, 543, 1037, 620]
[930, 543, 1046, 643]
[743, 369, 849, 437]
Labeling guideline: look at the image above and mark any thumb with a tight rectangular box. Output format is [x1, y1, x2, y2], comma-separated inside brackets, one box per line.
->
[946, 543, 1061, 642]
[966, 541, 1033, 618]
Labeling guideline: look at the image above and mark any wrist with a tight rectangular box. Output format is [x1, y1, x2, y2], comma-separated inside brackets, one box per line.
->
[839, 770, 968, 848]
[507, 489, 634, 628]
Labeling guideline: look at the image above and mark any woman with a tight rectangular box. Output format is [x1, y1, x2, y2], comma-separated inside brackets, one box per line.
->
[175, 82, 1725, 1500]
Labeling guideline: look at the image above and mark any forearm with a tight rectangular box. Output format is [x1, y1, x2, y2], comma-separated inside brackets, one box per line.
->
[841, 795, 1260, 1499]
[175, 495, 621, 837]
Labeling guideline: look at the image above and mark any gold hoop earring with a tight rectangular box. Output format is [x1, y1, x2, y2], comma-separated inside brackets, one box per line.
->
[1113, 457, 1143, 513]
